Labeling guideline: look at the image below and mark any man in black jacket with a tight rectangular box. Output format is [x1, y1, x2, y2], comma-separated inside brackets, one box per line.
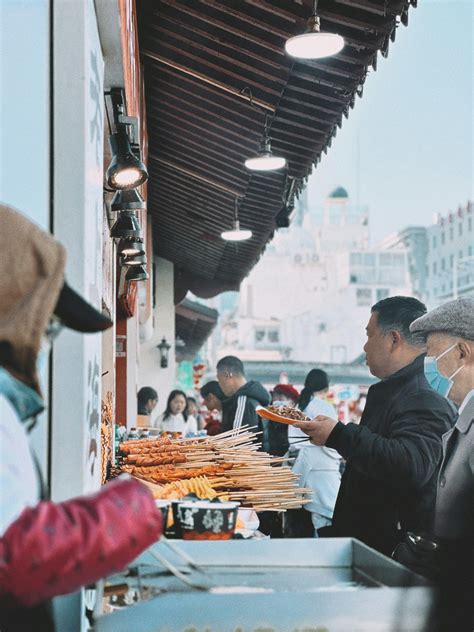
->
[216, 355, 270, 433]
[294, 296, 455, 555]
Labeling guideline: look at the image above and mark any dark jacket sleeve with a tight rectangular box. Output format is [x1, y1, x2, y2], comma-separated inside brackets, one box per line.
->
[326, 392, 454, 491]
[0, 477, 163, 607]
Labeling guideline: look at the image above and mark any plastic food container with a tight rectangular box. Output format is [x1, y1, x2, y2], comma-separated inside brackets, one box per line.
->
[175, 501, 240, 540]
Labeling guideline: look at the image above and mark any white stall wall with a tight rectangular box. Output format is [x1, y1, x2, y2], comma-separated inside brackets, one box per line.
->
[139, 256, 177, 419]
[50, 1, 104, 629]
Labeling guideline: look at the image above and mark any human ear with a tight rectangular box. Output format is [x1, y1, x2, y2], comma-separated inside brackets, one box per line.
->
[458, 340, 471, 360]
[391, 330, 402, 346]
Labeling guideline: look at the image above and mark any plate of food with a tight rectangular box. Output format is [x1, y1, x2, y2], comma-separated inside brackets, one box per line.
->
[256, 405, 310, 425]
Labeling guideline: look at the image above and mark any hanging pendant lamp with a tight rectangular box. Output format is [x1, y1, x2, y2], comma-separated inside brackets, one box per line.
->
[245, 113, 286, 172]
[221, 199, 252, 242]
[285, 0, 344, 60]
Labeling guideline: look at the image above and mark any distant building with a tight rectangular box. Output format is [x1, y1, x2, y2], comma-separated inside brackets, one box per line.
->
[214, 187, 411, 367]
[378, 226, 429, 300]
[426, 201, 474, 306]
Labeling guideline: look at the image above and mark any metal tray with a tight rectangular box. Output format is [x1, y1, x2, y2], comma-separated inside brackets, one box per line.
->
[94, 538, 433, 632]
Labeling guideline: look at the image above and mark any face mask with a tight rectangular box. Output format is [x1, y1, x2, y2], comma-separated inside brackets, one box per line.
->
[36, 335, 53, 373]
[424, 343, 463, 398]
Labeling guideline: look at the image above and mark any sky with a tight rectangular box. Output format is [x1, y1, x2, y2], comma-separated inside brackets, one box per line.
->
[306, 0, 473, 245]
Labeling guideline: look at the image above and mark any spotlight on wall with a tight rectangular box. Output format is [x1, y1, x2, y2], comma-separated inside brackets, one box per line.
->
[118, 238, 145, 257]
[125, 265, 149, 282]
[120, 253, 147, 267]
[111, 188, 146, 212]
[106, 124, 148, 190]
[110, 211, 141, 239]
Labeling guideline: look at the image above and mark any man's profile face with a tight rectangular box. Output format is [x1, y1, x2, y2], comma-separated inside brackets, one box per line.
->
[363, 312, 394, 378]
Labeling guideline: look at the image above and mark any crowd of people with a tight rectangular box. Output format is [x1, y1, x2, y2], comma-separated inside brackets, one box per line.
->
[141, 294, 473, 629]
[1, 207, 472, 630]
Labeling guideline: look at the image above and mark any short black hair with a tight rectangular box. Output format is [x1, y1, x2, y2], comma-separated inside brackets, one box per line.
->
[216, 355, 245, 377]
[187, 396, 197, 404]
[371, 296, 427, 347]
[200, 380, 225, 401]
[137, 387, 158, 406]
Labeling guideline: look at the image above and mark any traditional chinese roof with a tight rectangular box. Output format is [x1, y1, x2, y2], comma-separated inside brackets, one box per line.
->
[137, 0, 416, 298]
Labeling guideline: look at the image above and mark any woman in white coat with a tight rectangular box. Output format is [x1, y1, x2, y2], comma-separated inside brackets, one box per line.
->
[290, 369, 342, 535]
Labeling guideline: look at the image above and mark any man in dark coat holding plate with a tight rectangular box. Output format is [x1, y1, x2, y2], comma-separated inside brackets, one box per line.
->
[294, 296, 455, 556]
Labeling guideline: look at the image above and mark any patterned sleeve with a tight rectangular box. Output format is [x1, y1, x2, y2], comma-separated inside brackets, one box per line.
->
[0, 477, 163, 607]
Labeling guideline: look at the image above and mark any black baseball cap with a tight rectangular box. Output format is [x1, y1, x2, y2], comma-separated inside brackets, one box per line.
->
[54, 282, 113, 333]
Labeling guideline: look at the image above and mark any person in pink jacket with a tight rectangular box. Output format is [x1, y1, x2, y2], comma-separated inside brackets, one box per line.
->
[0, 206, 163, 629]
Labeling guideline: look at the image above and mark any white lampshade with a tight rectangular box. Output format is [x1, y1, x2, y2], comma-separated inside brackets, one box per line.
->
[285, 31, 344, 59]
[244, 153, 287, 172]
[221, 220, 252, 242]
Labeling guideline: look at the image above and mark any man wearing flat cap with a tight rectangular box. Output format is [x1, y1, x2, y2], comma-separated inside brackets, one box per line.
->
[408, 297, 474, 631]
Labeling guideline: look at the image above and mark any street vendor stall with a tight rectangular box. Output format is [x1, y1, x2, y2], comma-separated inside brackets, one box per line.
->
[95, 538, 432, 632]
[114, 426, 311, 512]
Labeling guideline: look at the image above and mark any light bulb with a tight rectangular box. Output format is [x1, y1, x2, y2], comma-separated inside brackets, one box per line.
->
[111, 167, 142, 188]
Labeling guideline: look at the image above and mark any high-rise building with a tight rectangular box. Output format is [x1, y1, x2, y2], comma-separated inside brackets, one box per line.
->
[425, 201, 474, 306]
[378, 226, 429, 300]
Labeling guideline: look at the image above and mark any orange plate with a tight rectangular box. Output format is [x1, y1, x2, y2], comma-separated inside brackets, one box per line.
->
[255, 406, 304, 426]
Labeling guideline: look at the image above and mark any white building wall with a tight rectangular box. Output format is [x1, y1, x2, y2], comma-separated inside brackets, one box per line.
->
[426, 204, 474, 306]
[139, 256, 177, 418]
[50, 1, 105, 628]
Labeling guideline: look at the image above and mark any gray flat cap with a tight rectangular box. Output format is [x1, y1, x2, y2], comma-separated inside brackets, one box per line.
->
[410, 297, 474, 340]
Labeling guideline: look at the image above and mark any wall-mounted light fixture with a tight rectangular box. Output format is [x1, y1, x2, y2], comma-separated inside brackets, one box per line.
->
[285, 0, 344, 59]
[120, 253, 147, 267]
[111, 188, 146, 212]
[118, 237, 145, 257]
[105, 88, 148, 190]
[125, 265, 149, 282]
[110, 211, 141, 239]
[157, 337, 171, 368]
[106, 127, 148, 189]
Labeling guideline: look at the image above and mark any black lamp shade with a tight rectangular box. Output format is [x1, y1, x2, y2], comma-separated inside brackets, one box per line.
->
[118, 238, 145, 257]
[125, 265, 149, 282]
[110, 211, 141, 239]
[121, 253, 147, 267]
[157, 337, 171, 368]
[106, 128, 148, 190]
[111, 188, 146, 212]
